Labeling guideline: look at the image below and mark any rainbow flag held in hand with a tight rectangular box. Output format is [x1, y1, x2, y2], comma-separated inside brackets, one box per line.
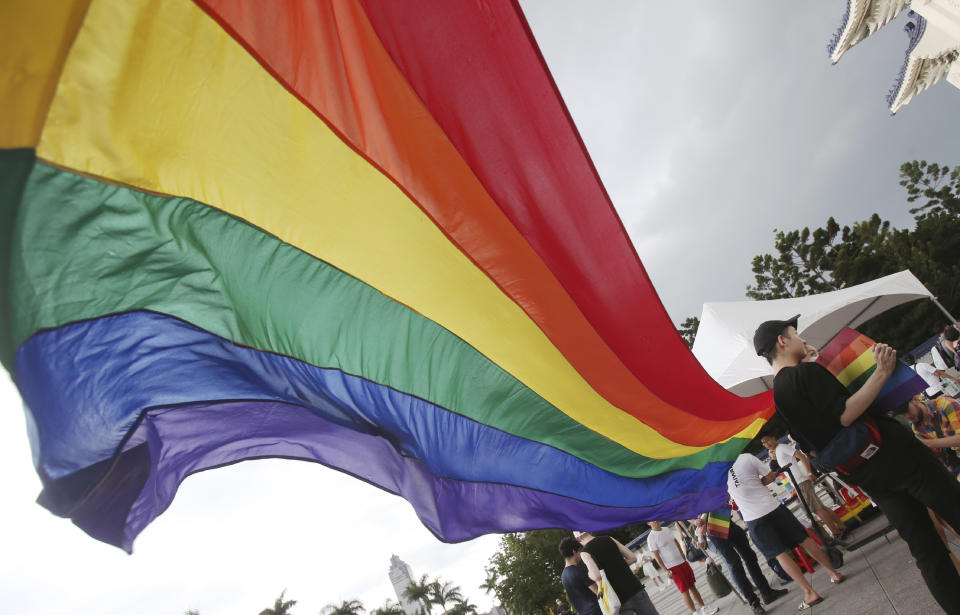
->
[816, 328, 926, 413]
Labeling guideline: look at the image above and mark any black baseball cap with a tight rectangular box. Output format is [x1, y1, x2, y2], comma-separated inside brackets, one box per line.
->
[753, 314, 800, 356]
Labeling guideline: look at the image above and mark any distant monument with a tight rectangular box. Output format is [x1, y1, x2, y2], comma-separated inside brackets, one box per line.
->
[389, 554, 421, 615]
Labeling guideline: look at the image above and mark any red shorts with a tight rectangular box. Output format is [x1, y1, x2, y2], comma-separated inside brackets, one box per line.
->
[669, 561, 696, 593]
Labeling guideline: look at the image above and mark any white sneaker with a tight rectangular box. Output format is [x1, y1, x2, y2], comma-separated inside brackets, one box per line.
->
[699, 606, 718, 615]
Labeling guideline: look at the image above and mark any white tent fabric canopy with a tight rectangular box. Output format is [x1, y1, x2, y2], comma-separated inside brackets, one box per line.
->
[691, 270, 934, 397]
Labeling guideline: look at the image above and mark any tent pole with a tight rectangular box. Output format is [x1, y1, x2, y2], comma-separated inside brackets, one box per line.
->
[930, 297, 958, 325]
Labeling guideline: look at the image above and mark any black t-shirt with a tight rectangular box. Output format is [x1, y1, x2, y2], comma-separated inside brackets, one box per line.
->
[581, 536, 643, 602]
[561, 564, 600, 615]
[772, 362, 849, 452]
[773, 361, 934, 489]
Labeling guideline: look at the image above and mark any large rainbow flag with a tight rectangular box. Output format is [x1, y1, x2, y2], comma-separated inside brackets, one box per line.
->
[0, 0, 773, 552]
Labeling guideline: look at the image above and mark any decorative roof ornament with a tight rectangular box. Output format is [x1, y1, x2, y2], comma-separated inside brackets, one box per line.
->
[825, 1, 960, 113]
[887, 12, 930, 109]
[887, 11, 960, 113]
[828, 0, 912, 63]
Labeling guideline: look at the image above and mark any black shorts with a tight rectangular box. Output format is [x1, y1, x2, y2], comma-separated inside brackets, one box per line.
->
[745, 504, 809, 560]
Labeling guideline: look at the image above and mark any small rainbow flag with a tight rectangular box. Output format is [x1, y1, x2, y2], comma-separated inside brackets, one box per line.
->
[816, 328, 926, 413]
[706, 508, 731, 539]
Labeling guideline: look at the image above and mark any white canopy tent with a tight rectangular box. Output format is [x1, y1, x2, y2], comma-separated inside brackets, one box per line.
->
[691, 270, 938, 396]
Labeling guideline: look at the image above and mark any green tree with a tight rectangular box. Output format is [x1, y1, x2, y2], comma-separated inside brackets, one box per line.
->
[447, 598, 479, 615]
[405, 574, 435, 615]
[859, 212, 960, 350]
[678, 316, 700, 347]
[478, 574, 504, 615]
[746, 161, 960, 351]
[746, 218, 842, 300]
[900, 160, 960, 219]
[371, 600, 405, 615]
[483, 526, 646, 615]
[429, 580, 464, 614]
[484, 530, 566, 615]
[260, 590, 297, 615]
[323, 599, 366, 615]
[478, 573, 497, 598]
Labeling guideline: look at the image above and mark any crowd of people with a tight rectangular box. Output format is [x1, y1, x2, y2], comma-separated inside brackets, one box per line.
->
[555, 318, 960, 615]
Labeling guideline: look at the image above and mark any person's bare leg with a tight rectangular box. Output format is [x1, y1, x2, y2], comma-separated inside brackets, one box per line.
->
[941, 514, 960, 573]
[929, 509, 960, 575]
[679, 589, 695, 613]
[816, 504, 846, 536]
[939, 514, 960, 539]
[688, 586, 705, 608]
[775, 552, 821, 605]
[799, 537, 843, 581]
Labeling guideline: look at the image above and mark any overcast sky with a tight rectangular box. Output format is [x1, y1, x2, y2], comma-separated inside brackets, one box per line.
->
[528, 2, 960, 323]
[2, 3, 958, 615]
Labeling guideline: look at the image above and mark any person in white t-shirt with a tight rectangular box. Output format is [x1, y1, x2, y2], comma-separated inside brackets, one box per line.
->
[727, 452, 845, 611]
[930, 327, 960, 372]
[646, 522, 717, 615]
[906, 354, 959, 399]
[636, 548, 665, 590]
[760, 435, 845, 537]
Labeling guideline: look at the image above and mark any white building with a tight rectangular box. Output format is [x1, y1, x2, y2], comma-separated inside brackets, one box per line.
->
[389, 554, 421, 615]
[827, 0, 960, 113]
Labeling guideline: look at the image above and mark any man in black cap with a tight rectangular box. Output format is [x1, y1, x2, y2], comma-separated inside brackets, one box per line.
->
[754, 315, 960, 613]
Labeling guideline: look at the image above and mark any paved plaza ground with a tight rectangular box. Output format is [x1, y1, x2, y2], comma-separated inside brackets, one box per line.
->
[643, 524, 960, 615]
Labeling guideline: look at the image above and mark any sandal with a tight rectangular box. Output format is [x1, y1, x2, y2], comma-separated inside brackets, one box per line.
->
[797, 597, 824, 610]
[830, 574, 846, 584]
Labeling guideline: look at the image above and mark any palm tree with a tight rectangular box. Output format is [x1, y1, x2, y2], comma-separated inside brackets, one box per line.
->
[404, 574, 434, 615]
[479, 574, 507, 615]
[322, 599, 366, 615]
[429, 580, 464, 615]
[447, 598, 478, 615]
[371, 599, 405, 615]
[478, 574, 497, 597]
[259, 589, 297, 615]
